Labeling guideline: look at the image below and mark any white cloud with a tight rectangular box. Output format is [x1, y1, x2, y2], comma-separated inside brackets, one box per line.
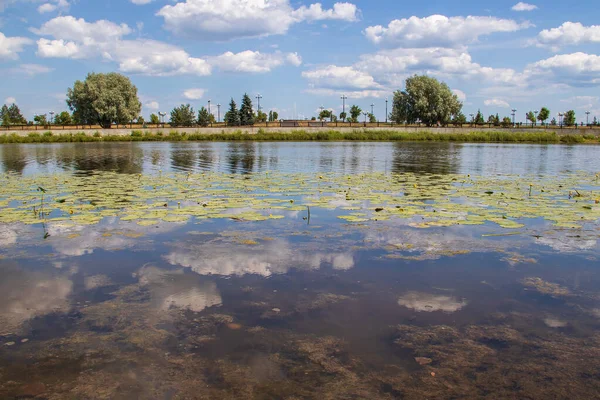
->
[4, 96, 16, 104]
[527, 52, 600, 87]
[9, 63, 53, 76]
[208, 50, 302, 73]
[364, 15, 530, 48]
[183, 88, 205, 100]
[157, 0, 359, 41]
[0, 31, 33, 60]
[453, 89, 466, 101]
[535, 22, 600, 51]
[512, 2, 538, 11]
[484, 99, 510, 108]
[37, 0, 69, 14]
[302, 65, 382, 91]
[34, 16, 212, 76]
[130, 0, 153, 4]
[145, 101, 159, 110]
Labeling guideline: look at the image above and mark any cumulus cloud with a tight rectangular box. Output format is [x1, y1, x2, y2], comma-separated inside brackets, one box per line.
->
[453, 89, 467, 102]
[37, 0, 69, 14]
[156, 0, 359, 40]
[145, 101, 159, 110]
[534, 22, 600, 51]
[130, 0, 153, 4]
[207, 50, 302, 73]
[512, 2, 537, 11]
[364, 15, 530, 48]
[183, 88, 205, 100]
[526, 52, 600, 87]
[398, 292, 468, 313]
[0, 31, 33, 60]
[9, 63, 53, 76]
[4, 96, 16, 104]
[302, 65, 382, 90]
[484, 99, 510, 108]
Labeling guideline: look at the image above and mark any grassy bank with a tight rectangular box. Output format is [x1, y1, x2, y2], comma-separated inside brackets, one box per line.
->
[1, 129, 599, 144]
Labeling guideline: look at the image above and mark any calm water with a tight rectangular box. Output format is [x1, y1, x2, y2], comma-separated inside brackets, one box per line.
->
[1, 142, 600, 399]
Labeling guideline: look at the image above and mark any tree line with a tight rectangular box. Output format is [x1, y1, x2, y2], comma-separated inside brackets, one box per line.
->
[0, 72, 591, 128]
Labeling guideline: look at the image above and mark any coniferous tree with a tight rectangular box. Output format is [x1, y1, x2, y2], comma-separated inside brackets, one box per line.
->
[475, 109, 484, 125]
[150, 113, 160, 124]
[197, 106, 211, 127]
[239, 94, 255, 126]
[224, 98, 240, 126]
[7, 104, 26, 124]
[0, 105, 10, 126]
[170, 104, 196, 127]
[564, 110, 576, 126]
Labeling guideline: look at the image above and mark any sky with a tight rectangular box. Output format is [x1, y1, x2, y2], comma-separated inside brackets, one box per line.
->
[1, 0, 600, 124]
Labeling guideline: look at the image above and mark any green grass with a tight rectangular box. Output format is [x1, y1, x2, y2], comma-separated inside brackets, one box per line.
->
[0, 129, 598, 144]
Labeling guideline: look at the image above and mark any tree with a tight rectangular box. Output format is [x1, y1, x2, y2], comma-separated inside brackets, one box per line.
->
[0, 105, 10, 126]
[537, 107, 550, 125]
[451, 112, 467, 126]
[349, 105, 362, 123]
[267, 110, 279, 122]
[150, 113, 160, 124]
[239, 94, 254, 126]
[594, 116, 598, 126]
[550, 117, 557, 126]
[318, 109, 332, 121]
[369, 113, 377, 123]
[475, 110, 484, 125]
[256, 110, 267, 123]
[564, 110, 576, 126]
[54, 111, 72, 125]
[34, 114, 48, 125]
[339, 111, 347, 121]
[7, 104, 26, 125]
[501, 117, 512, 128]
[170, 104, 196, 127]
[197, 106, 211, 127]
[390, 75, 462, 126]
[66, 72, 141, 129]
[224, 98, 240, 126]
[488, 114, 500, 126]
[526, 111, 536, 126]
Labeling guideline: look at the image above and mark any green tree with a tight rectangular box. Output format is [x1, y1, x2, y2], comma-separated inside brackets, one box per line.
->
[66, 72, 141, 129]
[170, 104, 196, 127]
[225, 98, 240, 126]
[349, 105, 362, 123]
[268, 110, 273, 122]
[256, 110, 267, 123]
[501, 117, 512, 128]
[150, 113, 160, 124]
[7, 104, 26, 125]
[272, 111, 279, 121]
[526, 111, 536, 126]
[318, 109, 332, 120]
[54, 111, 72, 125]
[564, 110, 576, 126]
[594, 116, 598, 126]
[369, 113, 377, 123]
[136, 116, 145, 124]
[239, 94, 254, 126]
[0, 105, 10, 126]
[339, 111, 347, 121]
[390, 75, 462, 126]
[537, 107, 550, 125]
[475, 110, 484, 125]
[34, 114, 48, 125]
[550, 117, 557, 126]
[451, 112, 467, 126]
[197, 106, 211, 127]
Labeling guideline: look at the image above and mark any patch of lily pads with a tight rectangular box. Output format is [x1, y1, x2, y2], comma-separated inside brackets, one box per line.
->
[0, 171, 598, 233]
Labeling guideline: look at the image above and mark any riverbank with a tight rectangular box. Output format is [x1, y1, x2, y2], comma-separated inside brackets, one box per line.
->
[1, 129, 599, 144]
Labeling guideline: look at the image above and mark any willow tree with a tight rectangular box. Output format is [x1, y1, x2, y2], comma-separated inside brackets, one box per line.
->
[390, 75, 462, 126]
[66, 73, 141, 128]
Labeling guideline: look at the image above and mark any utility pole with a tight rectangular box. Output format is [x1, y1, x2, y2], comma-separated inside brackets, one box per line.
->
[511, 109, 517, 127]
[256, 94, 262, 113]
[385, 98, 388, 123]
[208, 99, 211, 116]
[217, 104, 221, 123]
[341, 95, 348, 121]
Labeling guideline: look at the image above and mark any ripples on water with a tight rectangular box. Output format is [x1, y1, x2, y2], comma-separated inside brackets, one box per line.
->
[0, 142, 599, 399]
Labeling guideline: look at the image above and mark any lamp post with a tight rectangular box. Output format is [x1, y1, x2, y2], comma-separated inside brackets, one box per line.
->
[558, 112, 563, 128]
[511, 109, 517, 127]
[370, 103, 374, 118]
[385, 98, 388, 124]
[217, 104, 221, 123]
[534, 110, 539, 127]
[319, 105, 324, 121]
[208, 100, 211, 116]
[158, 112, 166, 124]
[256, 94, 262, 113]
[341, 95, 348, 121]
[49, 111, 54, 125]
[586, 111, 590, 126]
[362, 112, 368, 125]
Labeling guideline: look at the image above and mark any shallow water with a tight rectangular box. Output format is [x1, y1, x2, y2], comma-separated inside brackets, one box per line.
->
[1, 142, 600, 399]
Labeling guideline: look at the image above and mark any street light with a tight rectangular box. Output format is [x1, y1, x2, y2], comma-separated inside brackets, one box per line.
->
[370, 103, 374, 117]
[586, 111, 590, 126]
[469, 113, 474, 126]
[534, 110, 539, 127]
[208, 100, 211, 116]
[511, 109, 517, 127]
[385, 98, 388, 124]
[158, 112, 166, 124]
[319, 105, 324, 121]
[256, 94, 262, 113]
[341, 95, 348, 121]
[362, 112, 369, 125]
[217, 104, 221, 123]
[49, 111, 54, 125]
[558, 112, 563, 128]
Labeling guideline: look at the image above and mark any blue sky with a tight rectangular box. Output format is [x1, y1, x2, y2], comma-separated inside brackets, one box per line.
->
[1, 0, 600, 123]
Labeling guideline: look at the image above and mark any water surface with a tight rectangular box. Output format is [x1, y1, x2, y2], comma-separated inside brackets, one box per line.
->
[1, 142, 599, 399]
